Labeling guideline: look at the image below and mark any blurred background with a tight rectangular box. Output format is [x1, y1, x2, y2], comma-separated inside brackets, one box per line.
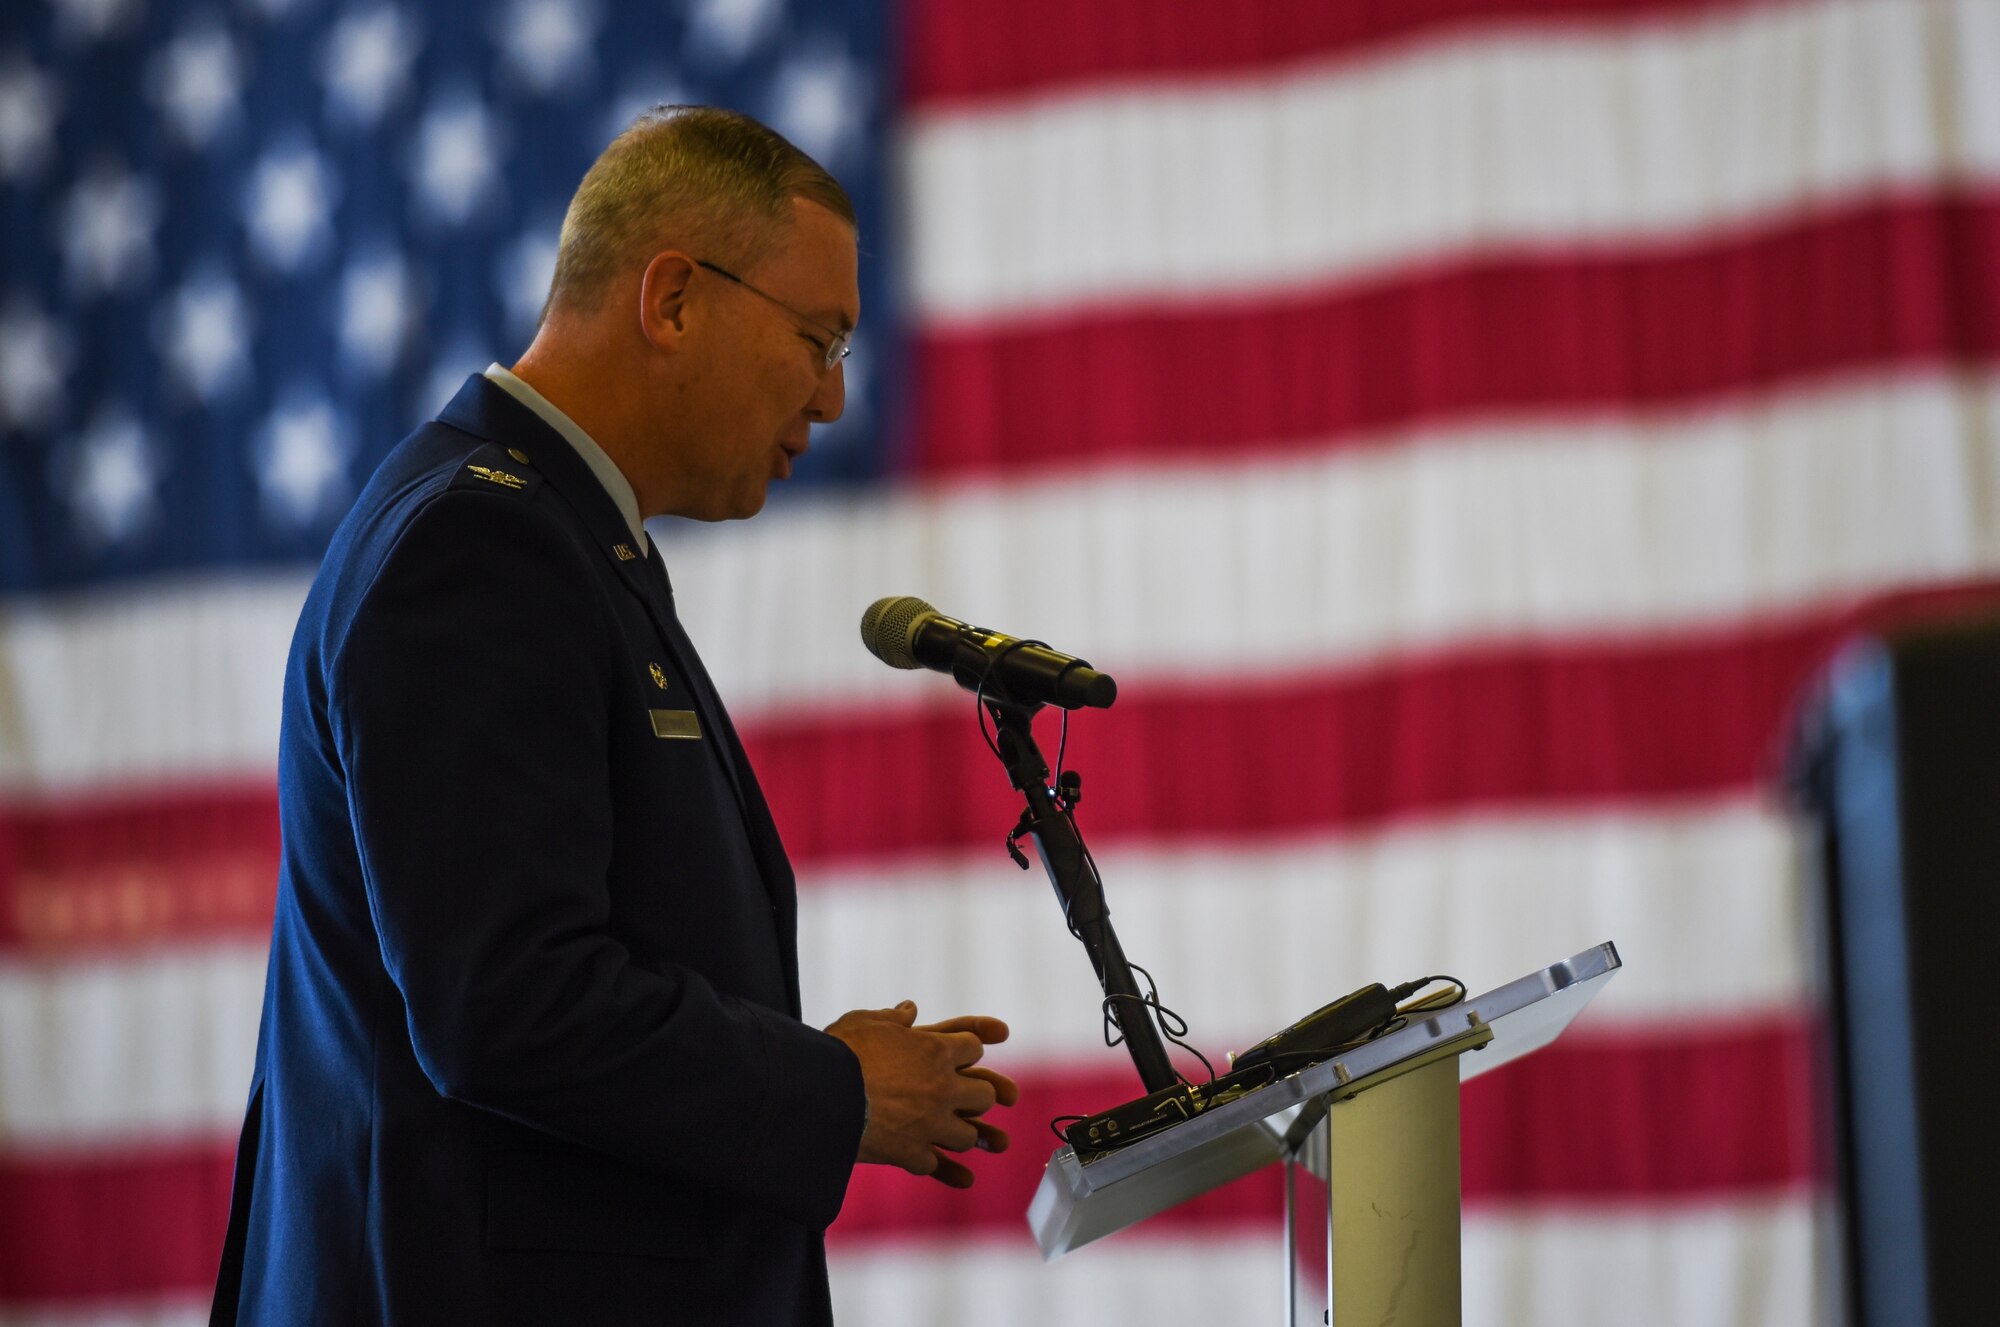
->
[3, 0, 1999, 1323]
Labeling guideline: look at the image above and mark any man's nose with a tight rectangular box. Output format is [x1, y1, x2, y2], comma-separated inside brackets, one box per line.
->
[806, 359, 845, 424]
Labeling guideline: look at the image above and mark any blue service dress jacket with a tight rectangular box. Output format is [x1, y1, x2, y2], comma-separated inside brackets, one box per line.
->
[210, 375, 867, 1326]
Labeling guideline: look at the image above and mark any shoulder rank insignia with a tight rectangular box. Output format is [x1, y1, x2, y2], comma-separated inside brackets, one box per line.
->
[465, 464, 527, 490]
[648, 662, 668, 690]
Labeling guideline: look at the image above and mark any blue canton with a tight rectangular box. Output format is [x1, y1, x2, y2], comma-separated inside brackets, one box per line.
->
[0, 0, 892, 594]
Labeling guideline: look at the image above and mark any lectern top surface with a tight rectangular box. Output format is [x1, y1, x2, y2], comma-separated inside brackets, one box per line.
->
[1028, 942, 1621, 1259]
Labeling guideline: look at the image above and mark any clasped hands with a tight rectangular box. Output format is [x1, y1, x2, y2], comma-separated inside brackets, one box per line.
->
[825, 1001, 1017, 1189]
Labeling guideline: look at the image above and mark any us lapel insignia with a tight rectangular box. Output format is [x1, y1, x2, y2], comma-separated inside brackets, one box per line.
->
[648, 662, 668, 690]
[650, 709, 702, 740]
[465, 464, 526, 490]
[613, 543, 637, 561]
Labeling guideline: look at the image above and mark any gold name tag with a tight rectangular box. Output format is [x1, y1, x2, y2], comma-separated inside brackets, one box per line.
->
[649, 709, 703, 740]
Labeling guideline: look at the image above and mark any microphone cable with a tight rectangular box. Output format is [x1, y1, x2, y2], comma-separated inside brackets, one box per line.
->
[967, 662, 1214, 1093]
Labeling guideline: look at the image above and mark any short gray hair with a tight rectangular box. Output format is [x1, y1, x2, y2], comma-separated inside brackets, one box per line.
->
[544, 105, 855, 319]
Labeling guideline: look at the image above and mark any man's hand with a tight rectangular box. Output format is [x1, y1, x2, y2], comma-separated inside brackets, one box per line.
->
[825, 1001, 1019, 1188]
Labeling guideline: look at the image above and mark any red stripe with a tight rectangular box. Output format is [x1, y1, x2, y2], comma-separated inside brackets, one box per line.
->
[828, 1014, 1818, 1243]
[905, 0, 1790, 109]
[3, 585, 1995, 956]
[0, 783, 278, 954]
[910, 193, 2000, 480]
[1460, 1016, 1822, 1204]
[0, 1018, 1812, 1299]
[745, 584, 2000, 866]
[0, 1142, 235, 1302]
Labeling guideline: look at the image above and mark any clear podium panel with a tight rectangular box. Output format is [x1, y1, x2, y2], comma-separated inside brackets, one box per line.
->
[1029, 942, 1621, 1259]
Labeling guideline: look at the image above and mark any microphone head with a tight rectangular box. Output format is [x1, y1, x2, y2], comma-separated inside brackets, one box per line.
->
[860, 596, 937, 669]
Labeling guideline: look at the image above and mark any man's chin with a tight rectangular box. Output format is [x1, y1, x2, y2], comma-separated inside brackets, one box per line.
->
[726, 486, 770, 521]
[680, 477, 772, 523]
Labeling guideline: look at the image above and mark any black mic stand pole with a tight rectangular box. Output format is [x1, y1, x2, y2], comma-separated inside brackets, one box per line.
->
[983, 698, 1179, 1094]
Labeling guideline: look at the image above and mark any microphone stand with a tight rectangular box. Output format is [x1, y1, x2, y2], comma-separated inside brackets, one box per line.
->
[983, 698, 1179, 1094]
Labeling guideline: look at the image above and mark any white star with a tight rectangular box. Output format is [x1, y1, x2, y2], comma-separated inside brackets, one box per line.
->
[408, 94, 502, 227]
[58, 160, 160, 298]
[0, 298, 70, 434]
[244, 140, 338, 271]
[61, 406, 160, 548]
[684, 0, 781, 67]
[0, 53, 62, 181]
[492, 0, 598, 97]
[51, 0, 143, 45]
[338, 248, 415, 376]
[321, 5, 422, 128]
[494, 221, 558, 338]
[147, 24, 245, 149]
[255, 387, 350, 527]
[155, 268, 250, 403]
[765, 42, 867, 169]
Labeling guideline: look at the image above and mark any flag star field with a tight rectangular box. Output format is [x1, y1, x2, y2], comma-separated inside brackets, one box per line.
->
[0, 0, 892, 591]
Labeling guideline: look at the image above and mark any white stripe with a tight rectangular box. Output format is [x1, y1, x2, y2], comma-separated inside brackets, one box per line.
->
[0, 801, 1790, 1143]
[0, 1301, 209, 1327]
[669, 370, 2000, 716]
[904, 0, 2000, 321]
[0, 941, 264, 1148]
[0, 571, 309, 795]
[827, 1194, 1822, 1327]
[8, 372, 1995, 787]
[1461, 1193, 1828, 1327]
[799, 798, 1800, 1059]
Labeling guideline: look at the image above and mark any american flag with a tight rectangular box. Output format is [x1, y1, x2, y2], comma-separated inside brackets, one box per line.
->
[4, 0, 1999, 1322]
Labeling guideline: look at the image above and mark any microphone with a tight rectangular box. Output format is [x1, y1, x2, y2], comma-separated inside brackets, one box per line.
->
[860, 596, 1117, 710]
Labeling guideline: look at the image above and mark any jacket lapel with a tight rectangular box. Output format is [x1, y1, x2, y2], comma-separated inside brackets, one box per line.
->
[643, 546, 806, 1014]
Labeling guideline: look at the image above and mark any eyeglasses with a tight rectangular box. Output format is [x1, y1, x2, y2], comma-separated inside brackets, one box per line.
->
[696, 259, 852, 372]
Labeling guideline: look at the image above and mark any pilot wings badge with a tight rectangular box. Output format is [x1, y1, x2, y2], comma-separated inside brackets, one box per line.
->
[464, 464, 526, 490]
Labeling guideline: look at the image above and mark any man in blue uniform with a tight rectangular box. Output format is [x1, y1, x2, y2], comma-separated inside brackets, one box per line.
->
[211, 106, 1015, 1325]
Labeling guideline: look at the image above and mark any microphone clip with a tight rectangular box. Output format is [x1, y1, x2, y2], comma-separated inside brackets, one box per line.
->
[1006, 809, 1036, 870]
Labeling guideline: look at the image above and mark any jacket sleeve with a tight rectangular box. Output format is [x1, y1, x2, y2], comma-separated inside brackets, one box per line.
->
[331, 485, 865, 1231]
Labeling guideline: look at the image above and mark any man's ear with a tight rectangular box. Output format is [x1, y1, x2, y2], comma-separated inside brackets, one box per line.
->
[638, 251, 698, 351]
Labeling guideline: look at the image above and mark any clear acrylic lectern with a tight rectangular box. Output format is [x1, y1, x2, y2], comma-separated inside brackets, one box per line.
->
[1028, 942, 1622, 1326]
